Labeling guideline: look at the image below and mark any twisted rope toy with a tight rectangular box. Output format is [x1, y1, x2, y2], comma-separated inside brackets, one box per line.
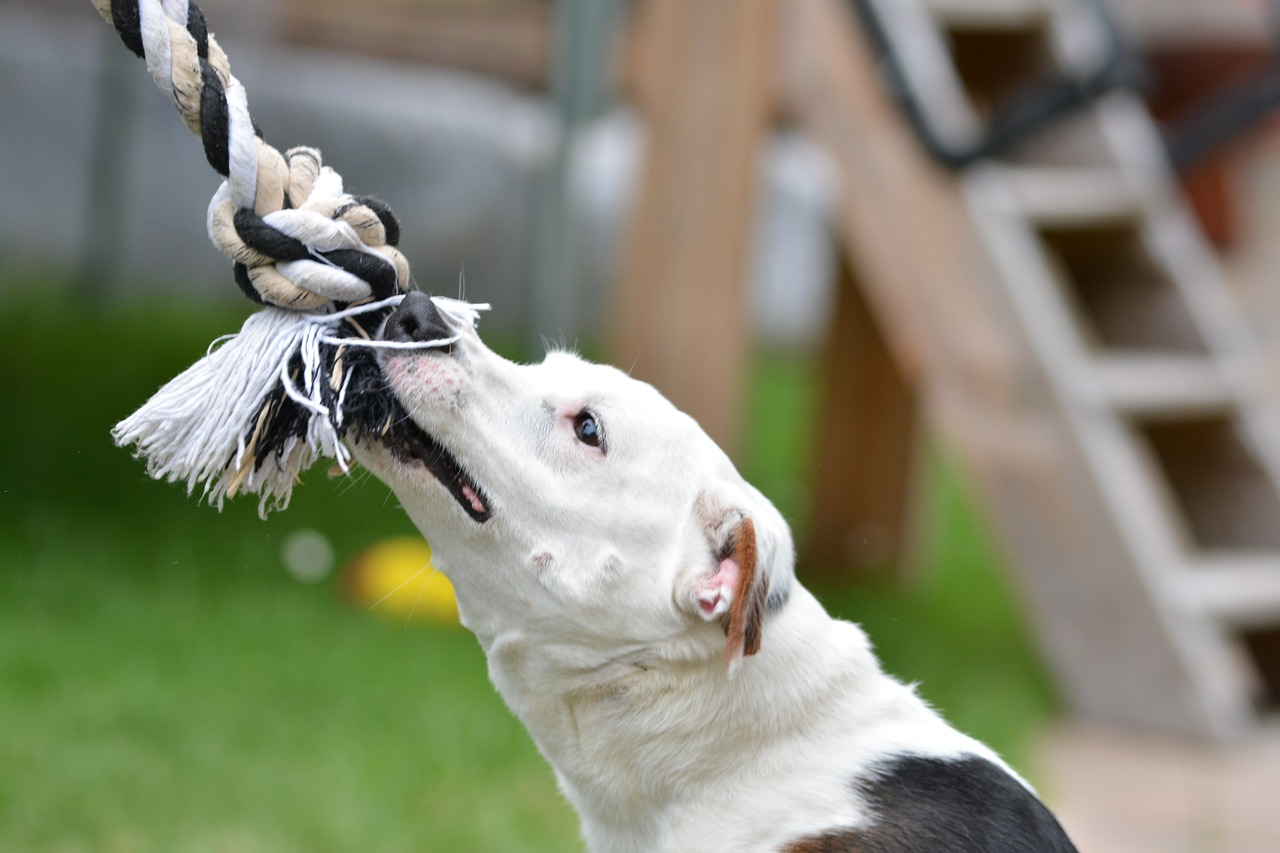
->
[94, 0, 485, 514]
[92, 0, 411, 308]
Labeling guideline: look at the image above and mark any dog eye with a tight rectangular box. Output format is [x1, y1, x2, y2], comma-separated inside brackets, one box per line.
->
[572, 411, 603, 449]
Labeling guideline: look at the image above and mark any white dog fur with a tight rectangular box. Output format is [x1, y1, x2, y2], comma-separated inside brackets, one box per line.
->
[353, 294, 1076, 853]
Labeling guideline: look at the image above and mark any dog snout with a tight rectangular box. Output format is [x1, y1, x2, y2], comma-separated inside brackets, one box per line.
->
[383, 292, 454, 343]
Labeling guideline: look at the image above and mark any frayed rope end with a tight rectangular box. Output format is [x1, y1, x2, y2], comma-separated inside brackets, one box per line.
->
[113, 295, 486, 518]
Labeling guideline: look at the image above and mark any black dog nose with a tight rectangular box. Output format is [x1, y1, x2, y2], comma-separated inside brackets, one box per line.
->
[383, 292, 453, 343]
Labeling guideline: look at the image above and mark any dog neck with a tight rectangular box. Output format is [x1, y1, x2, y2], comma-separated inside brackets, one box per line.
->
[468, 584, 883, 851]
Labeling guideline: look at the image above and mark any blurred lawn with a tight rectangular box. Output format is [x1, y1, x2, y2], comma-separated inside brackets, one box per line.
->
[0, 287, 1055, 851]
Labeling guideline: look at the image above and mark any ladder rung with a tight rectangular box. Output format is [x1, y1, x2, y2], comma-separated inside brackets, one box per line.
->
[1179, 555, 1280, 629]
[921, 0, 1049, 27]
[1090, 355, 1233, 416]
[1002, 167, 1144, 226]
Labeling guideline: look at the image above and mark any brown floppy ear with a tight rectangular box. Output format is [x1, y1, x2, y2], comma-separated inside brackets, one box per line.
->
[691, 514, 769, 677]
[723, 517, 765, 673]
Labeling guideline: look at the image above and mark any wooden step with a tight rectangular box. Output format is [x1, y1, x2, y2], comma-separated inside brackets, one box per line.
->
[1088, 354, 1234, 416]
[1178, 554, 1280, 628]
[921, 0, 1049, 28]
[1002, 166, 1144, 226]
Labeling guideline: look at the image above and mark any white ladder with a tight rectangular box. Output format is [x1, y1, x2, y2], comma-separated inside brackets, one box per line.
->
[865, 0, 1280, 736]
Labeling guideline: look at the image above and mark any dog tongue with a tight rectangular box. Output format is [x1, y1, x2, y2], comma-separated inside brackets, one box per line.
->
[461, 483, 487, 515]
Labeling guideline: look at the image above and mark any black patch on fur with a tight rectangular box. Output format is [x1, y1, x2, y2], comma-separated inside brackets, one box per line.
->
[766, 582, 791, 614]
[785, 755, 1077, 852]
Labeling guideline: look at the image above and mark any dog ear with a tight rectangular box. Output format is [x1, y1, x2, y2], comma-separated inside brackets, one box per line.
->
[690, 503, 780, 678]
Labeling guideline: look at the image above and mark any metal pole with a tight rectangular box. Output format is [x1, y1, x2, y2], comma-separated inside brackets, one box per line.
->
[525, 0, 623, 353]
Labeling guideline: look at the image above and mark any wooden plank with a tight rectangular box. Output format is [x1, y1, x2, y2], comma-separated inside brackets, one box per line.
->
[804, 247, 920, 580]
[921, 0, 1049, 28]
[1090, 354, 1233, 416]
[778, 0, 1016, 394]
[1110, 0, 1268, 47]
[278, 0, 551, 88]
[1180, 555, 1280, 629]
[1001, 166, 1143, 226]
[613, 0, 780, 455]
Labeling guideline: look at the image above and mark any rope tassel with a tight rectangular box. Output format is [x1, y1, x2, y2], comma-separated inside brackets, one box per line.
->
[112, 297, 486, 517]
[92, 0, 474, 513]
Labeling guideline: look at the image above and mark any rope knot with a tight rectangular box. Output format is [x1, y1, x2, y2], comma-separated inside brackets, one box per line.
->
[208, 146, 410, 310]
[94, 0, 409, 311]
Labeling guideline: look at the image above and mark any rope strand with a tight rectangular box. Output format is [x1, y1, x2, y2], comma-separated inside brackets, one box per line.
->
[91, 0, 409, 309]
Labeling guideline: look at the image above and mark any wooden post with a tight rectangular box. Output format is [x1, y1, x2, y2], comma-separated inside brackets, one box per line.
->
[805, 246, 920, 580]
[614, 0, 779, 455]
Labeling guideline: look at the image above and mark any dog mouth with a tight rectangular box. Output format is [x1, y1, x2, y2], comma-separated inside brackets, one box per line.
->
[332, 342, 492, 524]
[386, 412, 492, 523]
[329, 293, 492, 523]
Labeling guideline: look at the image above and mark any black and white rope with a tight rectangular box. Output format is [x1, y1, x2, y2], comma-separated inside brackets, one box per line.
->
[91, 0, 409, 309]
[93, 0, 486, 514]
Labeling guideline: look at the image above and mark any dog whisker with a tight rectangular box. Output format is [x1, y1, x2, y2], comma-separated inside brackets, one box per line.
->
[366, 561, 431, 614]
[403, 563, 440, 630]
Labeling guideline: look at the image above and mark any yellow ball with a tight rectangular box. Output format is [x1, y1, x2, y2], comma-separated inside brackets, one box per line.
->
[343, 536, 459, 625]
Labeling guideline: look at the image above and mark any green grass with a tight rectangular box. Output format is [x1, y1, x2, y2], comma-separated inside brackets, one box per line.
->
[0, 287, 1056, 851]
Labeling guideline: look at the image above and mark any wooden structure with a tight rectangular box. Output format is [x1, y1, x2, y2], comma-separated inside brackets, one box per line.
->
[279, 0, 552, 89]
[616, 0, 1280, 737]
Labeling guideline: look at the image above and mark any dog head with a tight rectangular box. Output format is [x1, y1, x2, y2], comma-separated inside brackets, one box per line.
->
[352, 293, 794, 674]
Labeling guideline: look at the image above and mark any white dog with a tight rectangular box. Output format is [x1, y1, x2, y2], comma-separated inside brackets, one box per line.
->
[353, 293, 1077, 853]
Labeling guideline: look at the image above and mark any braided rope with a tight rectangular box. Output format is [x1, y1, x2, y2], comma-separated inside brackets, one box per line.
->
[94, 0, 492, 516]
[91, 0, 410, 310]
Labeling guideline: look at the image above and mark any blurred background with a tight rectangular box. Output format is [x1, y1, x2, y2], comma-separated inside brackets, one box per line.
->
[3, 0, 1280, 849]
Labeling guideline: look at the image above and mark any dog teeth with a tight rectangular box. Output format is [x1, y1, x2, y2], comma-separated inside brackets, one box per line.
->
[461, 483, 487, 514]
